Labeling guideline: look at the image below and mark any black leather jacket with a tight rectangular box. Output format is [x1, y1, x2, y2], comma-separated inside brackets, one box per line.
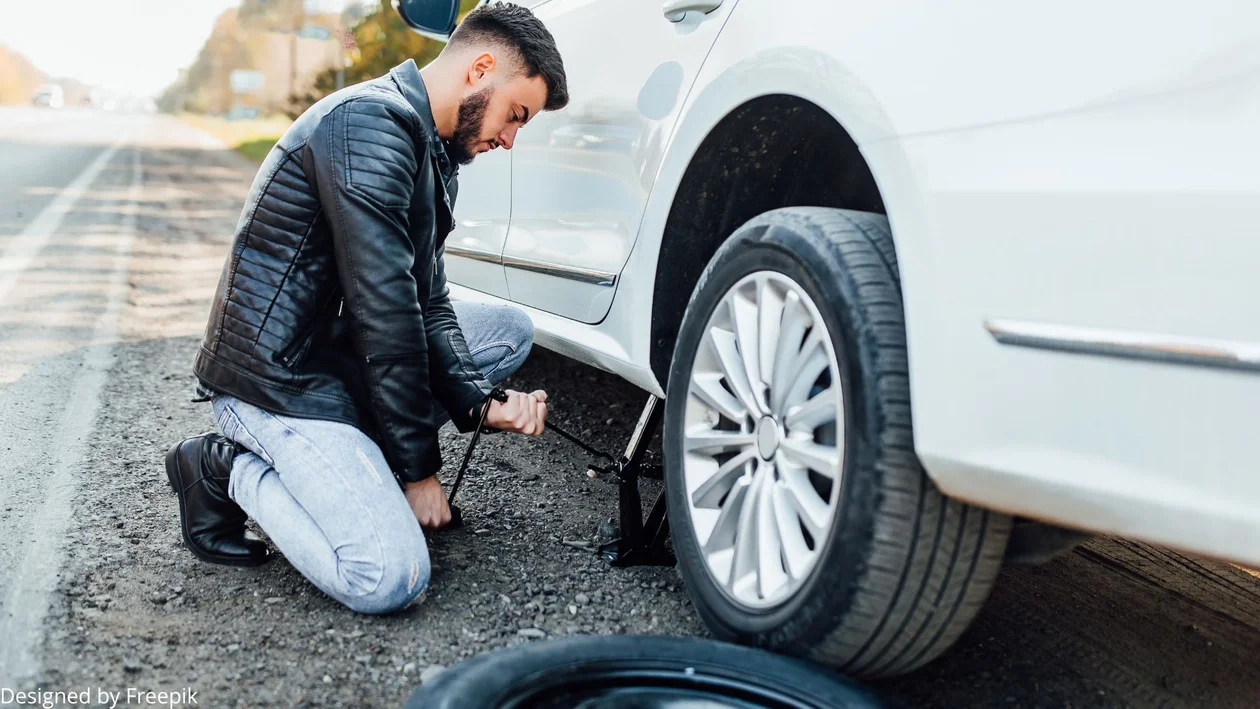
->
[194, 59, 493, 484]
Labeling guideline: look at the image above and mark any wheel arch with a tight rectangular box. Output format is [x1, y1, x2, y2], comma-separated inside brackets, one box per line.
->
[644, 89, 901, 389]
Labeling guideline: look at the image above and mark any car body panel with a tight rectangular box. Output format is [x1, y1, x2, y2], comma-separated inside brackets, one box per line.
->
[445, 149, 513, 298]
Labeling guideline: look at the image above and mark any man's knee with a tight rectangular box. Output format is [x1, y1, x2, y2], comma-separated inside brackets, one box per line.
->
[499, 306, 534, 372]
[341, 535, 430, 615]
[503, 305, 534, 353]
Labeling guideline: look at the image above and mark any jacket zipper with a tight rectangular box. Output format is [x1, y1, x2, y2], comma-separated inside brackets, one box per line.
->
[364, 352, 419, 365]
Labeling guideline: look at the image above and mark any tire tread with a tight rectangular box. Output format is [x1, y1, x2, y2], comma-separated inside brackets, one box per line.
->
[775, 208, 1010, 677]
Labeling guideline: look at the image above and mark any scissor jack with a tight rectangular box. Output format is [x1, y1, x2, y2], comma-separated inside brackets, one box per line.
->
[546, 395, 675, 568]
[446, 390, 674, 568]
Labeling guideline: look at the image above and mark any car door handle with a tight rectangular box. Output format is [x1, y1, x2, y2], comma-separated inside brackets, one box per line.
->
[663, 0, 723, 22]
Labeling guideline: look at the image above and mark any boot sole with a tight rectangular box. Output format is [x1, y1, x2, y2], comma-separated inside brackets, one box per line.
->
[165, 443, 273, 568]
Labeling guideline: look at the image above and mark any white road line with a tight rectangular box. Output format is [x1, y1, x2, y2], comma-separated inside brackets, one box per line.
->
[0, 132, 130, 307]
[0, 147, 141, 685]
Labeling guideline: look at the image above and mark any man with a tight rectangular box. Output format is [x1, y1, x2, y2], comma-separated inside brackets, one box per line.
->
[164, 2, 568, 615]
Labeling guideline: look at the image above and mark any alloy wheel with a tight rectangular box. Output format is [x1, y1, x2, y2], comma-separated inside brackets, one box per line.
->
[683, 271, 845, 609]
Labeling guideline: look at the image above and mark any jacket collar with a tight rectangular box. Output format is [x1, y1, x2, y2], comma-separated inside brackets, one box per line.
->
[390, 59, 436, 135]
[389, 59, 457, 186]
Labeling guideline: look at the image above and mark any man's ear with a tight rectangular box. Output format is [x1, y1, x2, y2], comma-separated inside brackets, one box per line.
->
[468, 52, 496, 86]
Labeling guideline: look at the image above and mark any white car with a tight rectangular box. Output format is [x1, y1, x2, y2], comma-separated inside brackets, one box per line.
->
[400, 0, 1260, 677]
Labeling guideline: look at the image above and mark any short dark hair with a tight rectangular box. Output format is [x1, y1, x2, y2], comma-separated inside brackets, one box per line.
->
[447, 2, 569, 111]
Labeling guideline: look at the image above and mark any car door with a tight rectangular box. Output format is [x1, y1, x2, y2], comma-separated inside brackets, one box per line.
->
[502, 0, 736, 323]
[445, 148, 511, 298]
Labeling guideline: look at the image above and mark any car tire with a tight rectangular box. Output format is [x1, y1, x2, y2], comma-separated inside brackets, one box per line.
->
[663, 206, 1011, 678]
[402, 635, 888, 709]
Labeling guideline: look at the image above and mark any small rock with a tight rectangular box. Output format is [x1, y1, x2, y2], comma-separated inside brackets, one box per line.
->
[264, 597, 283, 604]
[568, 605, 578, 616]
[123, 660, 143, 673]
[403, 662, 416, 675]
[575, 593, 590, 605]
[419, 664, 446, 684]
[474, 528, 490, 535]
[518, 628, 546, 639]
[355, 654, 371, 664]
[226, 644, 240, 652]
[322, 675, 333, 684]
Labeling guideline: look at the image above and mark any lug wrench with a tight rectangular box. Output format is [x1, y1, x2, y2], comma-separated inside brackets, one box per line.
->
[443, 387, 509, 528]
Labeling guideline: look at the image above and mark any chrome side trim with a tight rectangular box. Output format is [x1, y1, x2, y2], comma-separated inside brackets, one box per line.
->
[984, 319, 1260, 374]
[501, 255, 617, 287]
[443, 243, 501, 265]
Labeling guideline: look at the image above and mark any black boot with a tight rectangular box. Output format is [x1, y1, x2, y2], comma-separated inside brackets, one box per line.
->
[165, 432, 272, 567]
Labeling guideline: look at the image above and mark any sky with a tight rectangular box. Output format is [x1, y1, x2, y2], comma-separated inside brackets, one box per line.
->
[0, 0, 363, 97]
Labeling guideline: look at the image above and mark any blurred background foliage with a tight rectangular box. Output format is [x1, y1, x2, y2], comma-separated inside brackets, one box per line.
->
[159, 0, 480, 119]
[288, 0, 481, 118]
[0, 43, 46, 104]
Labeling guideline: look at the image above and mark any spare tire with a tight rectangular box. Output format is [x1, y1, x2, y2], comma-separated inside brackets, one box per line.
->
[403, 635, 887, 709]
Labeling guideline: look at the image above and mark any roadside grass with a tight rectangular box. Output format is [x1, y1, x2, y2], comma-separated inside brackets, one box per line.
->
[178, 113, 293, 163]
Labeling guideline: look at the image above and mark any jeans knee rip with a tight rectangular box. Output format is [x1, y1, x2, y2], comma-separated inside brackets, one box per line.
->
[408, 558, 420, 593]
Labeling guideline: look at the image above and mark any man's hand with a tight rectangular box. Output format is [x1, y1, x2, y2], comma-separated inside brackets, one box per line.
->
[484, 389, 548, 436]
[404, 476, 452, 530]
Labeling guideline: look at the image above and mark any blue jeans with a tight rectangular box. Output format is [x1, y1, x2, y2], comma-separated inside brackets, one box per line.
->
[211, 302, 533, 614]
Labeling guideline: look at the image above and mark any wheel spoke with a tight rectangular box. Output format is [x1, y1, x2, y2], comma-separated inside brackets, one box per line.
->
[704, 477, 750, 555]
[691, 447, 756, 509]
[707, 326, 764, 417]
[730, 289, 768, 412]
[780, 463, 831, 534]
[780, 437, 841, 479]
[770, 294, 812, 414]
[684, 428, 756, 456]
[690, 372, 748, 424]
[757, 277, 784, 391]
[784, 390, 837, 434]
[729, 469, 762, 595]
[757, 468, 789, 599]
[783, 345, 828, 413]
[772, 483, 813, 580]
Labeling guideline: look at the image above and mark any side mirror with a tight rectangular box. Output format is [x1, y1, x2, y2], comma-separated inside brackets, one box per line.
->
[392, 0, 462, 38]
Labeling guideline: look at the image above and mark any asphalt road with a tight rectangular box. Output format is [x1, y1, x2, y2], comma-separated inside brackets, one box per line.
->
[0, 106, 1256, 708]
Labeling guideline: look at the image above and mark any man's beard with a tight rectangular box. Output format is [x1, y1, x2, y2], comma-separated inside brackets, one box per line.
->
[445, 87, 492, 166]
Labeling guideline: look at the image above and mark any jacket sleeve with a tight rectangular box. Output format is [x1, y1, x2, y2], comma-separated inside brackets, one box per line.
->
[308, 96, 443, 484]
[425, 239, 495, 432]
